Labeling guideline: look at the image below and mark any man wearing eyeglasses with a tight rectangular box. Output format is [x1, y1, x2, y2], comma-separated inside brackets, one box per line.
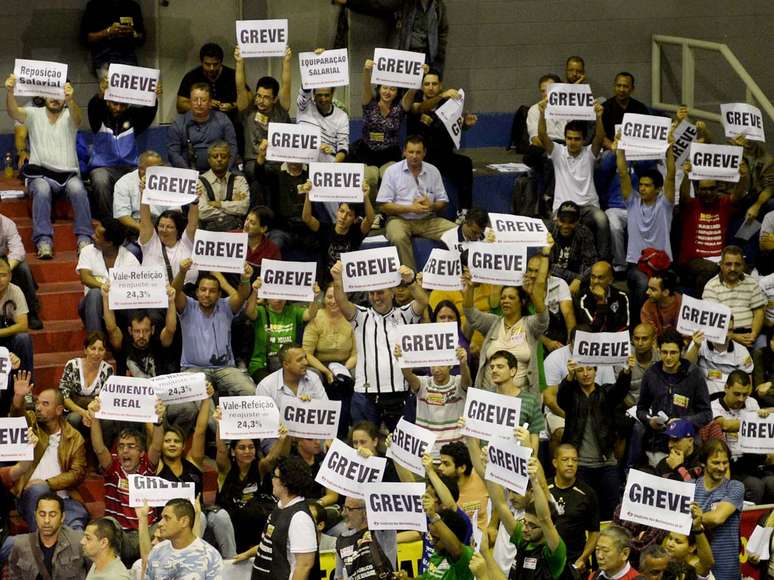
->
[335, 497, 397, 580]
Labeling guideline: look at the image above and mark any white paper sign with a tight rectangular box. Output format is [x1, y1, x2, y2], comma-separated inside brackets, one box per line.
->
[315, 439, 387, 499]
[671, 121, 698, 166]
[546, 83, 596, 121]
[676, 294, 732, 343]
[484, 437, 532, 495]
[386, 418, 437, 476]
[128, 475, 195, 508]
[721, 103, 765, 142]
[13, 59, 67, 99]
[365, 482, 427, 532]
[489, 213, 549, 245]
[104, 63, 159, 106]
[395, 322, 458, 368]
[280, 396, 341, 440]
[421, 249, 462, 291]
[620, 469, 694, 534]
[468, 242, 528, 286]
[299, 49, 349, 89]
[142, 166, 199, 207]
[219, 396, 280, 440]
[236, 19, 288, 58]
[688, 143, 743, 183]
[341, 246, 401, 292]
[0, 417, 33, 461]
[108, 266, 167, 310]
[747, 525, 774, 560]
[619, 113, 671, 153]
[0, 347, 11, 391]
[267, 122, 321, 164]
[739, 411, 774, 454]
[371, 48, 425, 90]
[258, 259, 316, 302]
[309, 162, 365, 202]
[572, 330, 630, 365]
[96, 376, 158, 423]
[435, 89, 465, 149]
[461, 388, 522, 441]
[192, 230, 248, 274]
[151, 373, 209, 405]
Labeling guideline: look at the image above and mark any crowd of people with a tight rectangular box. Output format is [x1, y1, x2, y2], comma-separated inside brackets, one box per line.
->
[0, 0, 772, 579]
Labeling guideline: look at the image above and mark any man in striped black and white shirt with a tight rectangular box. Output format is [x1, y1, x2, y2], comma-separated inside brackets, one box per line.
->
[330, 260, 428, 430]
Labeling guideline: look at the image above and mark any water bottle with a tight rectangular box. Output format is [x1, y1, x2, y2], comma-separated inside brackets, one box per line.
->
[3, 152, 12, 178]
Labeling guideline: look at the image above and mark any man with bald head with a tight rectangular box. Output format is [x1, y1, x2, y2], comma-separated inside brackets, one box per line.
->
[575, 261, 630, 332]
[629, 323, 658, 404]
[9, 372, 89, 531]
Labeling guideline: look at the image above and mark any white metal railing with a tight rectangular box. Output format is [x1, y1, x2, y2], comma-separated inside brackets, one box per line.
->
[651, 34, 774, 124]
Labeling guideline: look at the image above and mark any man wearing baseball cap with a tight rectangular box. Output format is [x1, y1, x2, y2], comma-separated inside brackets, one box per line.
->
[655, 419, 702, 482]
[548, 201, 598, 296]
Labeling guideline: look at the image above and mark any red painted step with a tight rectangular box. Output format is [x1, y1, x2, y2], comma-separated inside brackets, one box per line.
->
[18, 221, 77, 252]
[31, 319, 85, 354]
[29, 251, 80, 283]
[34, 350, 80, 390]
[38, 281, 83, 321]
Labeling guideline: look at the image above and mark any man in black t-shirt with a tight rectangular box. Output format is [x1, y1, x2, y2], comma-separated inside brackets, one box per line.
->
[601, 72, 652, 149]
[80, 0, 145, 75]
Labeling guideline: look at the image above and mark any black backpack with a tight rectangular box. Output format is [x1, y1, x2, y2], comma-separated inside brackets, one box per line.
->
[507, 105, 531, 153]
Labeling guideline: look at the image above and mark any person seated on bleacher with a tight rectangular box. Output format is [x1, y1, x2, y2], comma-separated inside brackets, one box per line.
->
[9, 371, 89, 532]
[547, 201, 598, 297]
[439, 206, 488, 254]
[655, 419, 702, 482]
[77, 219, 140, 333]
[80, 517, 130, 579]
[242, 205, 281, 275]
[87, 74, 159, 222]
[685, 326, 754, 396]
[0, 211, 43, 330]
[600, 72, 652, 150]
[538, 96, 610, 262]
[407, 69, 477, 218]
[139, 196, 199, 287]
[8, 492, 89, 580]
[197, 141, 249, 232]
[79, 0, 145, 76]
[0, 257, 34, 374]
[113, 150, 170, 239]
[575, 261, 630, 332]
[173, 259, 256, 398]
[4, 74, 94, 259]
[88, 398, 164, 564]
[377, 134, 456, 271]
[167, 83, 238, 173]
[641, 269, 682, 336]
[526, 74, 564, 148]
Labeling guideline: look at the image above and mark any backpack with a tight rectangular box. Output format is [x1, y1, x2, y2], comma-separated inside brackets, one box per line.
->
[507, 105, 531, 153]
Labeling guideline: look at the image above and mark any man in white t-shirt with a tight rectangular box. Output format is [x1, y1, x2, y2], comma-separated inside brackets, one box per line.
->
[538, 96, 610, 261]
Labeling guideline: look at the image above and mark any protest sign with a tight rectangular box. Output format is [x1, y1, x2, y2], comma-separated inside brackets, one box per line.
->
[395, 322, 458, 368]
[266, 122, 321, 164]
[721, 103, 765, 142]
[108, 266, 167, 310]
[371, 48, 425, 89]
[219, 396, 279, 440]
[236, 19, 287, 58]
[280, 396, 341, 440]
[315, 439, 387, 499]
[421, 249, 462, 291]
[546, 83, 595, 121]
[461, 388, 522, 441]
[96, 376, 157, 423]
[671, 121, 698, 166]
[0, 417, 33, 461]
[192, 230, 248, 274]
[676, 294, 732, 343]
[128, 475, 195, 508]
[104, 63, 159, 106]
[151, 373, 208, 405]
[468, 242, 527, 286]
[13, 59, 67, 99]
[572, 330, 630, 365]
[365, 482, 427, 533]
[619, 113, 671, 153]
[299, 49, 349, 89]
[489, 213, 549, 244]
[435, 89, 465, 149]
[0, 347, 11, 390]
[739, 411, 774, 454]
[142, 166, 199, 207]
[484, 437, 532, 495]
[688, 143, 743, 183]
[386, 418, 437, 476]
[341, 246, 401, 292]
[620, 469, 694, 534]
[258, 259, 316, 302]
[308, 162, 365, 202]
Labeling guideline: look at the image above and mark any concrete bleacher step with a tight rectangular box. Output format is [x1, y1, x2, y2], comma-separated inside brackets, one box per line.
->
[31, 319, 85, 354]
[17, 219, 78, 252]
[29, 251, 80, 283]
[37, 281, 83, 321]
[34, 350, 81, 390]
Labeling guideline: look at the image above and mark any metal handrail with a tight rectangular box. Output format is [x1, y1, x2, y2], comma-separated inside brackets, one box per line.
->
[651, 34, 773, 124]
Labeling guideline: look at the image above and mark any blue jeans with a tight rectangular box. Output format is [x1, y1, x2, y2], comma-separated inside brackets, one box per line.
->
[78, 287, 103, 333]
[579, 205, 611, 262]
[18, 482, 90, 531]
[28, 175, 93, 247]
